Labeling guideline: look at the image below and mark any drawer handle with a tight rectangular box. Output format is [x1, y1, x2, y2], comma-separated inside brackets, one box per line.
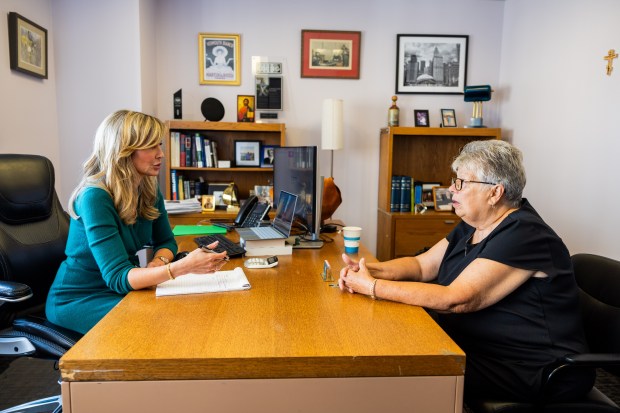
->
[444, 220, 456, 224]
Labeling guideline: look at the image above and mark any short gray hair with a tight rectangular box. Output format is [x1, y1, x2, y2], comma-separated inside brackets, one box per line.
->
[451, 140, 526, 208]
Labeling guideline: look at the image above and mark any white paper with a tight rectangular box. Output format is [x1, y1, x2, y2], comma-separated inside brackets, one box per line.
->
[156, 267, 251, 297]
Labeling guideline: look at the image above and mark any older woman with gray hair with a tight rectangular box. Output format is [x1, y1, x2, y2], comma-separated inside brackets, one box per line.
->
[338, 140, 594, 403]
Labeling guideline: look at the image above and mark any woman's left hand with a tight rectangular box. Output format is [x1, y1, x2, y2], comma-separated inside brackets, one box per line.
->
[338, 257, 375, 296]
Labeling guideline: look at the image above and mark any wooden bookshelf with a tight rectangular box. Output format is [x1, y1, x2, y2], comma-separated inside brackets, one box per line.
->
[376, 127, 501, 261]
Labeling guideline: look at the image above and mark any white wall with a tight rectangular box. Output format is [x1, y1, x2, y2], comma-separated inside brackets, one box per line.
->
[3, 0, 617, 259]
[52, 0, 145, 203]
[0, 1, 60, 183]
[154, 0, 506, 254]
[499, 0, 620, 259]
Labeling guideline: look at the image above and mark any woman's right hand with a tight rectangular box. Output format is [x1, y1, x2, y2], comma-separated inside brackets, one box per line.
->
[172, 241, 228, 277]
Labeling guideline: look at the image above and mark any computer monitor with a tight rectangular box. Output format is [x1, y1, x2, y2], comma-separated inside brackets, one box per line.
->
[273, 146, 322, 243]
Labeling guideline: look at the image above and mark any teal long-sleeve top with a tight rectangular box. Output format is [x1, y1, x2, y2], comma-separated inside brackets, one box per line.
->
[45, 186, 177, 334]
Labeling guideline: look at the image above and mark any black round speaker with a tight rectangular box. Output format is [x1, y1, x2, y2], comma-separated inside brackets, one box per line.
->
[201, 98, 225, 121]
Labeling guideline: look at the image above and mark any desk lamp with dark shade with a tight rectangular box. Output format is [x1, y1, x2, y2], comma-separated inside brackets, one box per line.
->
[464, 85, 492, 128]
[321, 98, 343, 233]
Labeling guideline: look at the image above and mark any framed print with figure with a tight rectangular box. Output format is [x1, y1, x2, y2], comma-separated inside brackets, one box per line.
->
[8, 12, 48, 79]
[199, 33, 240, 85]
[396, 34, 468, 94]
[237, 95, 255, 122]
[441, 109, 457, 127]
[301, 30, 361, 79]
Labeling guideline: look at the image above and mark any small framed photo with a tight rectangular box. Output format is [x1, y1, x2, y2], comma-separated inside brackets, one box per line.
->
[433, 186, 453, 211]
[301, 29, 361, 79]
[198, 33, 241, 85]
[441, 109, 457, 127]
[414, 110, 430, 127]
[396, 34, 468, 94]
[8, 12, 48, 79]
[234, 141, 261, 167]
[201, 195, 215, 212]
[261, 145, 279, 168]
[422, 182, 441, 207]
[237, 95, 255, 122]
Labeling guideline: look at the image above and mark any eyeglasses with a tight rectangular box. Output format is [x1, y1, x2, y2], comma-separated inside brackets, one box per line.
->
[451, 177, 497, 191]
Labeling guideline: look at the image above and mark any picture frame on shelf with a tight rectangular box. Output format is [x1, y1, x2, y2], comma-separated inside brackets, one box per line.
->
[395, 34, 468, 94]
[261, 145, 279, 168]
[422, 182, 441, 207]
[198, 33, 241, 85]
[8, 12, 48, 79]
[433, 186, 453, 211]
[237, 95, 255, 122]
[441, 109, 457, 127]
[414, 110, 430, 127]
[201, 194, 216, 212]
[234, 140, 261, 167]
[301, 29, 361, 79]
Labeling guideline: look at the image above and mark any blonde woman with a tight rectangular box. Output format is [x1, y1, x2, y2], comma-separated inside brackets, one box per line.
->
[46, 110, 227, 334]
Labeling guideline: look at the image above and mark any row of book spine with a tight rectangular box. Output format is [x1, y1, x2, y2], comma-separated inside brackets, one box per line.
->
[390, 175, 424, 212]
[170, 171, 208, 201]
[170, 131, 220, 168]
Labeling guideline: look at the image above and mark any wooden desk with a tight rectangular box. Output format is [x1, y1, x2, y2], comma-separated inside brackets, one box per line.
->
[59, 233, 465, 413]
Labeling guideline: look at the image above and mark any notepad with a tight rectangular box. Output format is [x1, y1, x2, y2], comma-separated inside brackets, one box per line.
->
[155, 267, 251, 297]
[172, 225, 228, 236]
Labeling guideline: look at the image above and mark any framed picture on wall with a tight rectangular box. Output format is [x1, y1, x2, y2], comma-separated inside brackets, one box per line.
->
[8, 12, 48, 79]
[198, 33, 241, 85]
[301, 30, 361, 79]
[237, 95, 255, 122]
[396, 34, 468, 94]
[441, 109, 457, 127]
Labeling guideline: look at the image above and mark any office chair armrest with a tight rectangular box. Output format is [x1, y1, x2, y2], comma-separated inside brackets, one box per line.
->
[0, 280, 33, 303]
[562, 353, 620, 366]
[546, 353, 620, 384]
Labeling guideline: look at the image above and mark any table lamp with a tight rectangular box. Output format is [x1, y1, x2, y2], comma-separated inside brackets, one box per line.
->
[464, 85, 492, 128]
[321, 98, 344, 232]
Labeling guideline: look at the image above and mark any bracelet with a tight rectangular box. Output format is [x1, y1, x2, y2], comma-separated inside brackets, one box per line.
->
[155, 255, 170, 264]
[370, 278, 378, 300]
[166, 263, 175, 280]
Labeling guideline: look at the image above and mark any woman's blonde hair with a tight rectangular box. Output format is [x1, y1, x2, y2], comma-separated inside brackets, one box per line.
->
[69, 110, 166, 225]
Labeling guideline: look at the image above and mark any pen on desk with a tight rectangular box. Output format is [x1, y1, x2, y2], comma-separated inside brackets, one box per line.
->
[201, 245, 230, 261]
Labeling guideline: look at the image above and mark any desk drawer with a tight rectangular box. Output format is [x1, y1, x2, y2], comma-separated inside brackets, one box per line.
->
[394, 217, 458, 257]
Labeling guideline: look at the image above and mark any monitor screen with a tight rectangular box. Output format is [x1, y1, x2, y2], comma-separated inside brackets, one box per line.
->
[273, 146, 320, 240]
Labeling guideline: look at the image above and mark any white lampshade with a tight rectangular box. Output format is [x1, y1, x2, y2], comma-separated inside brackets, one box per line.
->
[321, 99, 344, 151]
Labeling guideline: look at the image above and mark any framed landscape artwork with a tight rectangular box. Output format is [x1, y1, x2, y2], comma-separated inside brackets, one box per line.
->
[301, 30, 361, 79]
[396, 34, 468, 94]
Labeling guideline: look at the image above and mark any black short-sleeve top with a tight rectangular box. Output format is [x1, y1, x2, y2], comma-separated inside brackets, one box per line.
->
[436, 199, 587, 372]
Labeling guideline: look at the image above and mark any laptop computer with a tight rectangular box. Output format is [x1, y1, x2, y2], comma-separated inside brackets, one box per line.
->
[234, 191, 298, 241]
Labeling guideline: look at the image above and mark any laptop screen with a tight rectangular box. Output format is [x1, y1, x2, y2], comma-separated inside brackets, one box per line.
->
[272, 191, 298, 236]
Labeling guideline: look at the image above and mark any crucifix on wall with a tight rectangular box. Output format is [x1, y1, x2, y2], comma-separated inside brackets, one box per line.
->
[604, 49, 618, 76]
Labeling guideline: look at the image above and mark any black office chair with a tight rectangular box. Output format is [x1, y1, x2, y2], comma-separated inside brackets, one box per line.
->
[0, 154, 82, 413]
[466, 253, 620, 413]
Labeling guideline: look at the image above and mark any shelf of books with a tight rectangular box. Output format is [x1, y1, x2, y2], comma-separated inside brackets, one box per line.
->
[163, 121, 285, 223]
[377, 126, 501, 261]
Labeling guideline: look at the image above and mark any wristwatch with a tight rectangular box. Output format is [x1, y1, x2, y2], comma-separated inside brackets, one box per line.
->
[155, 255, 170, 264]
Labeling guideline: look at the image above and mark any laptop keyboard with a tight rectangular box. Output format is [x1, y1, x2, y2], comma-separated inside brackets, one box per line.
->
[251, 226, 283, 238]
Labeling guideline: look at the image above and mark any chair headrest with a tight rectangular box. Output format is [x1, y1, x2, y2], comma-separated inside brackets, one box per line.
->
[0, 154, 56, 224]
